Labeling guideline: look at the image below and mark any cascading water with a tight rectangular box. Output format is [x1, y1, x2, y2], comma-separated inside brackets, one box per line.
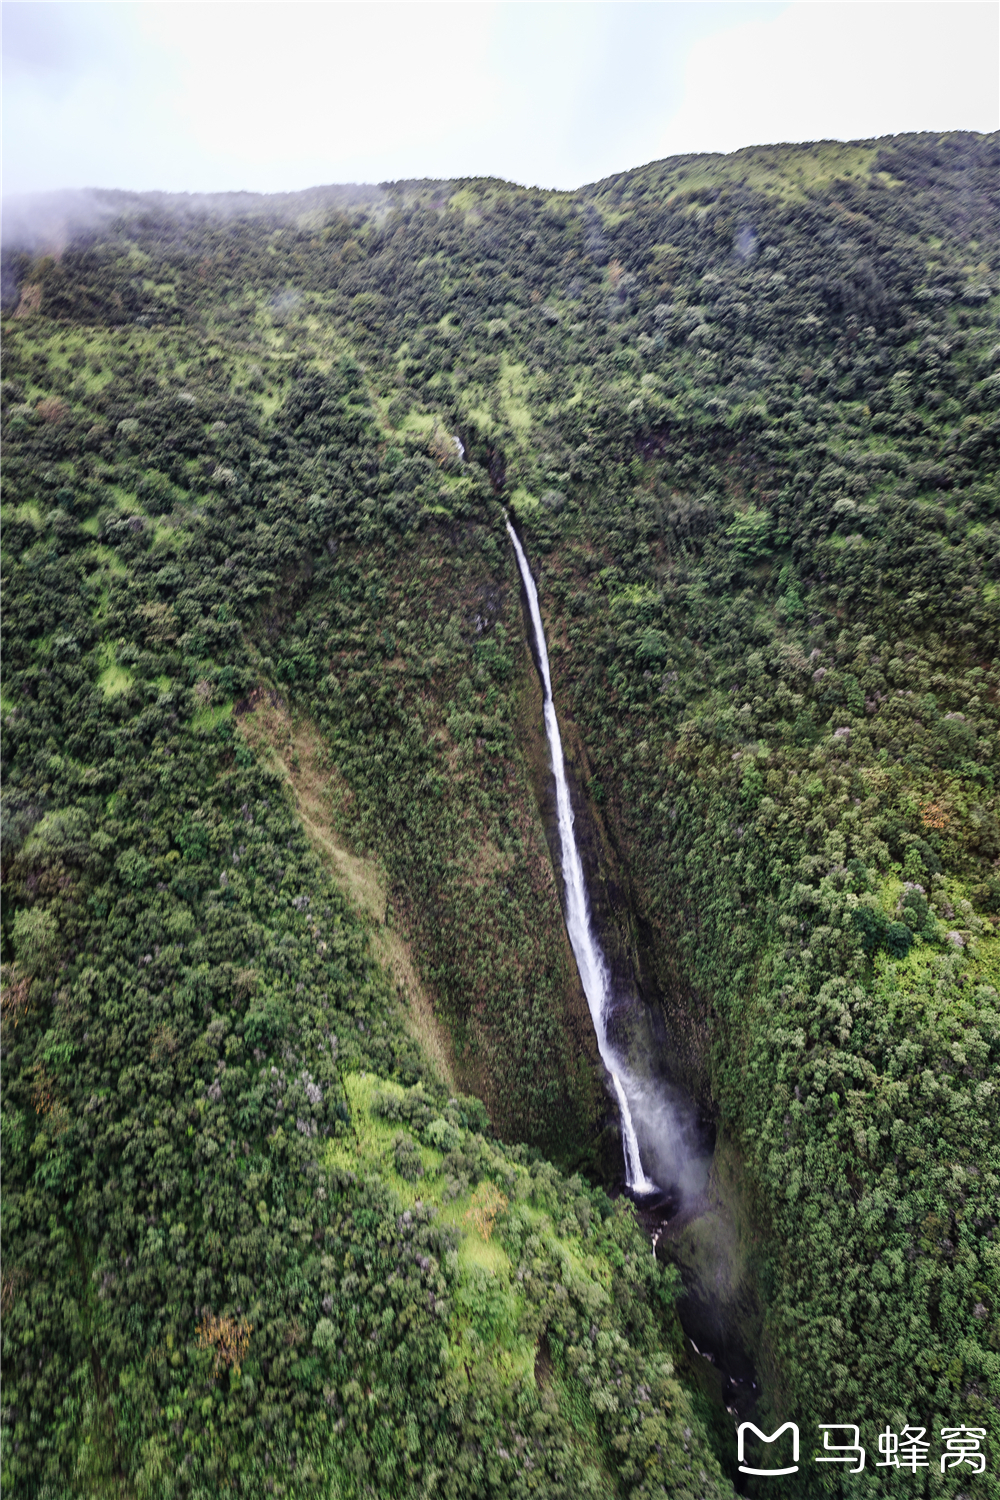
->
[505, 520, 757, 1413]
[506, 519, 658, 1196]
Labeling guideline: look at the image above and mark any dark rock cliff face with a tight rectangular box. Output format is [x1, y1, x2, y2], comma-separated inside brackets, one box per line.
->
[511, 592, 625, 1179]
[514, 548, 716, 1123]
[511, 540, 763, 1457]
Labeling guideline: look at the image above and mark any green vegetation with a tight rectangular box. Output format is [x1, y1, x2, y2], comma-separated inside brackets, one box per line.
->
[2, 129, 999, 1496]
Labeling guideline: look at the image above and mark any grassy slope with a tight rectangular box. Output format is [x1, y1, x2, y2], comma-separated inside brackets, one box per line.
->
[3, 129, 999, 1496]
[0, 226, 724, 1499]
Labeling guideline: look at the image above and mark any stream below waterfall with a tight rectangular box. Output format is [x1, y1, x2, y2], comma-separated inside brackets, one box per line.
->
[507, 517, 760, 1428]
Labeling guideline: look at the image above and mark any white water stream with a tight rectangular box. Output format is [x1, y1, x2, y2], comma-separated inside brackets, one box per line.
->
[506, 519, 658, 1195]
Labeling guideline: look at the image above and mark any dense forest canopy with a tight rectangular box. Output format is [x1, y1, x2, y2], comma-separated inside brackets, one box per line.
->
[1, 130, 998, 1498]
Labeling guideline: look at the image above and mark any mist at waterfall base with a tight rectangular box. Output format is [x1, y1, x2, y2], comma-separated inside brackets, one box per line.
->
[627, 1075, 711, 1204]
[506, 519, 712, 1207]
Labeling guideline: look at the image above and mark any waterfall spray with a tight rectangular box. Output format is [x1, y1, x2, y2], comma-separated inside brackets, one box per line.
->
[506, 518, 657, 1195]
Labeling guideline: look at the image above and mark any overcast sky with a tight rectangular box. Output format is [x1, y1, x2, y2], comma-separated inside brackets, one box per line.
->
[3, 1, 998, 198]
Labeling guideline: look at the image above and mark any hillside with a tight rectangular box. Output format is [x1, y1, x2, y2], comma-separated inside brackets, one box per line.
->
[2, 130, 998, 1498]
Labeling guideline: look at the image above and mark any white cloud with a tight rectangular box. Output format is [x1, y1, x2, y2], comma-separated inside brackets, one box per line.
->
[660, 2, 999, 158]
[137, 3, 502, 187]
[2, 2, 997, 198]
[2, 4, 184, 193]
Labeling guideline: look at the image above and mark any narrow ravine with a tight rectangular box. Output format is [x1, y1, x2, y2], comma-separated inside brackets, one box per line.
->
[508, 518, 761, 1429]
[506, 518, 658, 1195]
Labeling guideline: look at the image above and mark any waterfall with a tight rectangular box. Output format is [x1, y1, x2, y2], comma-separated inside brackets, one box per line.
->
[506, 519, 658, 1196]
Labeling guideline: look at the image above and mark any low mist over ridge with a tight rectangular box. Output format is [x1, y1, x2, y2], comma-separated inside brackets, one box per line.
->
[4, 128, 993, 261]
[1, 182, 402, 256]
